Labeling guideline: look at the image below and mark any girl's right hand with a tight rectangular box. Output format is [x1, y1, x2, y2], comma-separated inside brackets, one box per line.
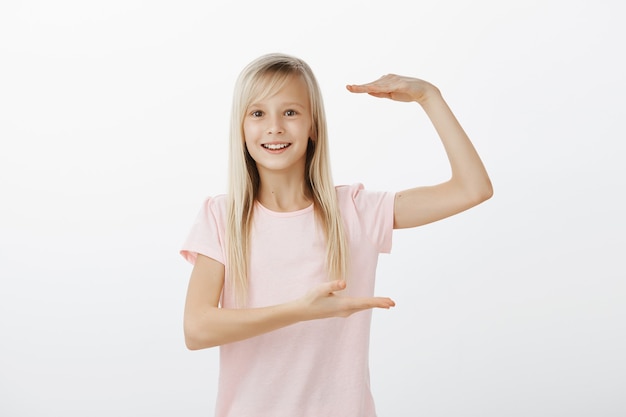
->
[185, 255, 394, 349]
[295, 280, 395, 320]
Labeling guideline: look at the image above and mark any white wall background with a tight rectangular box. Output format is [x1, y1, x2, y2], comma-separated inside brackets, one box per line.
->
[1, 0, 624, 416]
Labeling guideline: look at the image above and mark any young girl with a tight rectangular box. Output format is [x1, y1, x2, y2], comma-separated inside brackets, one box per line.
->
[180, 52, 492, 417]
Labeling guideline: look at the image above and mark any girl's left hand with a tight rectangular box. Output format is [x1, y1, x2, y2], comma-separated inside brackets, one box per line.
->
[295, 280, 395, 321]
[346, 74, 439, 104]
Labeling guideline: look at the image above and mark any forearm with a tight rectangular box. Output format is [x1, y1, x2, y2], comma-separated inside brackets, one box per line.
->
[184, 279, 395, 350]
[184, 300, 301, 350]
[419, 90, 493, 200]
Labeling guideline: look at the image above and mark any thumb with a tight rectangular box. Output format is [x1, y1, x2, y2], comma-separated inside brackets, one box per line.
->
[326, 279, 347, 293]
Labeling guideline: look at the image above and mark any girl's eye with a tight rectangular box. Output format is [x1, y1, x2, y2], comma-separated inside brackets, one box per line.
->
[251, 110, 263, 117]
[285, 110, 297, 116]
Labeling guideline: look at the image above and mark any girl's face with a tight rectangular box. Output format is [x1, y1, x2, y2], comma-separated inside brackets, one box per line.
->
[243, 74, 313, 179]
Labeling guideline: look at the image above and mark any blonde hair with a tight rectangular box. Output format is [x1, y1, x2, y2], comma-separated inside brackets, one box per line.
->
[226, 52, 348, 305]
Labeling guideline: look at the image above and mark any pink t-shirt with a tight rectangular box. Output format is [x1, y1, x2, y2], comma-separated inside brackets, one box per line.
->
[181, 183, 395, 417]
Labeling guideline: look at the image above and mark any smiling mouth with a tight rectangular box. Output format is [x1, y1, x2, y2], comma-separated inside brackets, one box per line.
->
[262, 143, 291, 150]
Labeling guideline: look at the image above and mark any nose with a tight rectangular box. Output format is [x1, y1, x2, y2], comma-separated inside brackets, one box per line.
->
[266, 114, 284, 135]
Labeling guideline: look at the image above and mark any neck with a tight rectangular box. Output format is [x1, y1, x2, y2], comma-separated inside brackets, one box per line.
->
[257, 171, 312, 212]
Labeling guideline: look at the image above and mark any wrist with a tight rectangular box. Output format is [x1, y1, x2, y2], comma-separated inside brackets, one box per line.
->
[415, 83, 441, 104]
[283, 298, 307, 323]
[416, 84, 443, 108]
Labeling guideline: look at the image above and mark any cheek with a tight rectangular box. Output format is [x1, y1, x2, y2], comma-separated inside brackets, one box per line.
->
[242, 125, 253, 146]
[243, 121, 261, 139]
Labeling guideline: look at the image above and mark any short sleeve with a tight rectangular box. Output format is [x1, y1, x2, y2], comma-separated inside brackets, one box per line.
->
[179, 195, 227, 266]
[339, 183, 396, 254]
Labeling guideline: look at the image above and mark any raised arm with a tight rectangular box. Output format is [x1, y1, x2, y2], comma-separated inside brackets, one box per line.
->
[346, 75, 493, 229]
[183, 254, 395, 350]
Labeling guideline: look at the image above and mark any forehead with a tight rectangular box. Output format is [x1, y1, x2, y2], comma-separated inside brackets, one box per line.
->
[249, 72, 310, 105]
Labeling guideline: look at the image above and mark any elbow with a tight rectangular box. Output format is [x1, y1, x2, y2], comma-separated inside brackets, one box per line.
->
[466, 179, 494, 207]
[184, 334, 204, 351]
[184, 323, 202, 350]
[184, 321, 219, 351]
[475, 172, 494, 202]
[479, 180, 494, 203]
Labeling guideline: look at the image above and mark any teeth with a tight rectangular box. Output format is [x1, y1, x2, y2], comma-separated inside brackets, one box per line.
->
[263, 143, 290, 150]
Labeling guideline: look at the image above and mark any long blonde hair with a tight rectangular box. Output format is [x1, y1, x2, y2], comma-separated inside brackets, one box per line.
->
[226, 53, 348, 305]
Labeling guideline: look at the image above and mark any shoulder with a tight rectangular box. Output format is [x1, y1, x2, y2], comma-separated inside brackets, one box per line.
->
[335, 183, 396, 252]
[194, 193, 228, 224]
[335, 183, 366, 204]
[202, 194, 227, 213]
[181, 193, 229, 265]
[335, 183, 395, 208]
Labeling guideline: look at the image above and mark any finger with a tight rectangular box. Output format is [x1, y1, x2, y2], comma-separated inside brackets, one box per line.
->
[367, 92, 393, 99]
[323, 279, 347, 294]
[372, 297, 395, 308]
[348, 296, 396, 310]
[347, 84, 401, 100]
[346, 83, 391, 94]
[345, 84, 368, 94]
[346, 85, 394, 100]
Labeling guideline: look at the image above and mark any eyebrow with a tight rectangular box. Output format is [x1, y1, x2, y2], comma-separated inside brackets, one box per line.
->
[248, 101, 306, 109]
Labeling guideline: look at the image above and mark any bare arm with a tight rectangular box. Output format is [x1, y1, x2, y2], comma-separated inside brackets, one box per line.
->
[346, 75, 493, 229]
[183, 254, 395, 350]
